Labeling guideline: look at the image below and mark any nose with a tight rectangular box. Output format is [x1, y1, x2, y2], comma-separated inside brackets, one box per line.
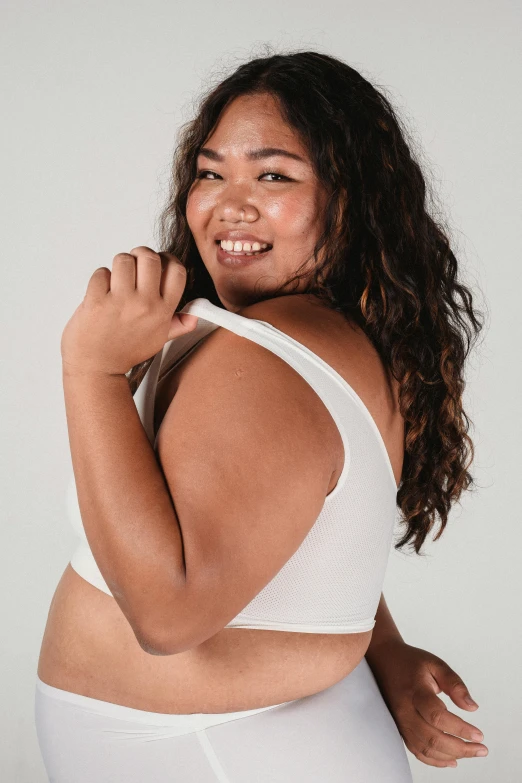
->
[215, 181, 260, 223]
[219, 202, 259, 223]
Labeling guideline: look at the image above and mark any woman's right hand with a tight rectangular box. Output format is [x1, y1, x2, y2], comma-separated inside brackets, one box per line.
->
[366, 639, 488, 768]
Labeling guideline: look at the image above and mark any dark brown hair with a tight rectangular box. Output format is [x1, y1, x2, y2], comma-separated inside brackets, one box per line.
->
[127, 48, 484, 555]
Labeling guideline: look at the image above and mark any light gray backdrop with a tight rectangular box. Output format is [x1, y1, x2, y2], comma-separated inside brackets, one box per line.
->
[2, 1, 520, 780]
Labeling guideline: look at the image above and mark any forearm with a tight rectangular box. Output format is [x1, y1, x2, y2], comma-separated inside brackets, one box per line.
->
[63, 369, 186, 647]
[365, 593, 405, 669]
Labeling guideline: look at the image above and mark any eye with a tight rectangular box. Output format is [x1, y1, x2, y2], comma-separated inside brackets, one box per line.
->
[195, 170, 217, 180]
[195, 170, 291, 182]
[259, 171, 290, 182]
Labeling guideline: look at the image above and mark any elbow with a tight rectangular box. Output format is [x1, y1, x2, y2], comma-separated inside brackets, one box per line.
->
[119, 581, 194, 656]
[132, 620, 191, 657]
[136, 635, 177, 657]
[127, 583, 206, 656]
[110, 600, 181, 656]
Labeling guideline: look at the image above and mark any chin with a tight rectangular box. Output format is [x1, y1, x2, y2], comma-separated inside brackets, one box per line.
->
[211, 276, 282, 311]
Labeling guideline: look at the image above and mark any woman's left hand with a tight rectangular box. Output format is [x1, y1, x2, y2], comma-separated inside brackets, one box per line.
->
[60, 246, 199, 377]
[367, 640, 488, 768]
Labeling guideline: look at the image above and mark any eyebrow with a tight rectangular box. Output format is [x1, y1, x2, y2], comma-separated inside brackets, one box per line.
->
[197, 146, 307, 164]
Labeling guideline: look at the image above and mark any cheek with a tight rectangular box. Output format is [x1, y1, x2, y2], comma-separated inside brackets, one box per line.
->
[267, 194, 320, 240]
[186, 189, 215, 228]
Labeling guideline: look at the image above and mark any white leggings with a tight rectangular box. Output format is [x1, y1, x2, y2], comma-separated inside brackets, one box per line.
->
[34, 657, 412, 782]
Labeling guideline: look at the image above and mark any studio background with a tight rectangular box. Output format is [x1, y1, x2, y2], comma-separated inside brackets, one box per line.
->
[2, 1, 520, 779]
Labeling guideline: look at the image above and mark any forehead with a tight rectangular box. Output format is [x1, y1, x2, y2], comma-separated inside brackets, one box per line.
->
[201, 93, 309, 161]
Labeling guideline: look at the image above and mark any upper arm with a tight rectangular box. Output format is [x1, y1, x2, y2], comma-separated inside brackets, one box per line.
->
[154, 305, 342, 651]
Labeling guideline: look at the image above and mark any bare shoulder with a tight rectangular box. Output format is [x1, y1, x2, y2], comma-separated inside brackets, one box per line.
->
[238, 293, 404, 488]
[160, 293, 347, 467]
[180, 293, 346, 480]
[157, 295, 345, 492]
[237, 294, 380, 401]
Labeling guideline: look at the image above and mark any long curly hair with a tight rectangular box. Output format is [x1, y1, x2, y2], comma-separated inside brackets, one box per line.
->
[127, 48, 484, 555]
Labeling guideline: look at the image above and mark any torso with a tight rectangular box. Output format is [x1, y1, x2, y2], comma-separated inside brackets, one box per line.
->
[37, 296, 404, 714]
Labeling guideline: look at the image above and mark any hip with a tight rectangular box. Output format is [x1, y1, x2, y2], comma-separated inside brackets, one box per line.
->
[35, 658, 413, 782]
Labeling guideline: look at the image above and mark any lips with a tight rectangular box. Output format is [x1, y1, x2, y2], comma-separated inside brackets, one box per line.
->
[216, 241, 272, 268]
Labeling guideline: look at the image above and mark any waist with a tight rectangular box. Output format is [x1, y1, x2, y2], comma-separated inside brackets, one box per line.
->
[38, 563, 373, 714]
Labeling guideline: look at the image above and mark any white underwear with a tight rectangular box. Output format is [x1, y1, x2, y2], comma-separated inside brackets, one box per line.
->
[34, 657, 413, 782]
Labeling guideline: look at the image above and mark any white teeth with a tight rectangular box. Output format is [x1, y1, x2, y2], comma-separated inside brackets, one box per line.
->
[219, 239, 269, 253]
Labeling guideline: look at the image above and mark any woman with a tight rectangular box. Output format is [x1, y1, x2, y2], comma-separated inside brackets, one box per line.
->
[35, 50, 487, 780]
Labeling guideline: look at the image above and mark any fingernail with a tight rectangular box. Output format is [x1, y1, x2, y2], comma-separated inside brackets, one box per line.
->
[476, 748, 488, 757]
[471, 730, 483, 741]
[465, 695, 478, 706]
[448, 760, 457, 767]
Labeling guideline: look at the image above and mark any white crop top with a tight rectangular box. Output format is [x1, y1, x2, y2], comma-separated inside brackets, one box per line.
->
[68, 297, 398, 634]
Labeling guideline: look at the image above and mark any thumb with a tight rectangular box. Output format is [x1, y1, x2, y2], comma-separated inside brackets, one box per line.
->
[431, 658, 479, 711]
[178, 313, 199, 329]
[165, 313, 199, 342]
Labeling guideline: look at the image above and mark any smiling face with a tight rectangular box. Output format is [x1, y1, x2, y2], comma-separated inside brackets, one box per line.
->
[186, 92, 329, 311]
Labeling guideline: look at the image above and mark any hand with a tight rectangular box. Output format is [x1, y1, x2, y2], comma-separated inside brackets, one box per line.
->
[61, 247, 199, 377]
[368, 640, 488, 768]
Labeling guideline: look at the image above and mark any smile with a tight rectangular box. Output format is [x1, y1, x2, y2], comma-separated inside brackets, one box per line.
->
[215, 241, 273, 267]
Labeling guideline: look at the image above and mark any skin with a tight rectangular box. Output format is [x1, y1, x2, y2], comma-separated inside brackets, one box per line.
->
[185, 91, 488, 767]
[186, 92, 329, 310]
[49, 92, 487, 768]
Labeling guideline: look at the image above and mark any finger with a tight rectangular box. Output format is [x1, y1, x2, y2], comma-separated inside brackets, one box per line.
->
[413, 749, 458, 769]
[130, 246, 162, 297]
[401, 715, 462, 766]
[414, 690, 485, 744]
[110, 253, 136, 297]
[408, 702, 488, 760]
[401, 723, 459, 767]
[85, 267, 111, 301]
[431, 660, 479, 711]
[159, 253, 187, 310]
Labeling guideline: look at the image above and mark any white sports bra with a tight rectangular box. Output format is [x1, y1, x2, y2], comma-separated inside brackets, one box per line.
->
[67, 297, 398, 634]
